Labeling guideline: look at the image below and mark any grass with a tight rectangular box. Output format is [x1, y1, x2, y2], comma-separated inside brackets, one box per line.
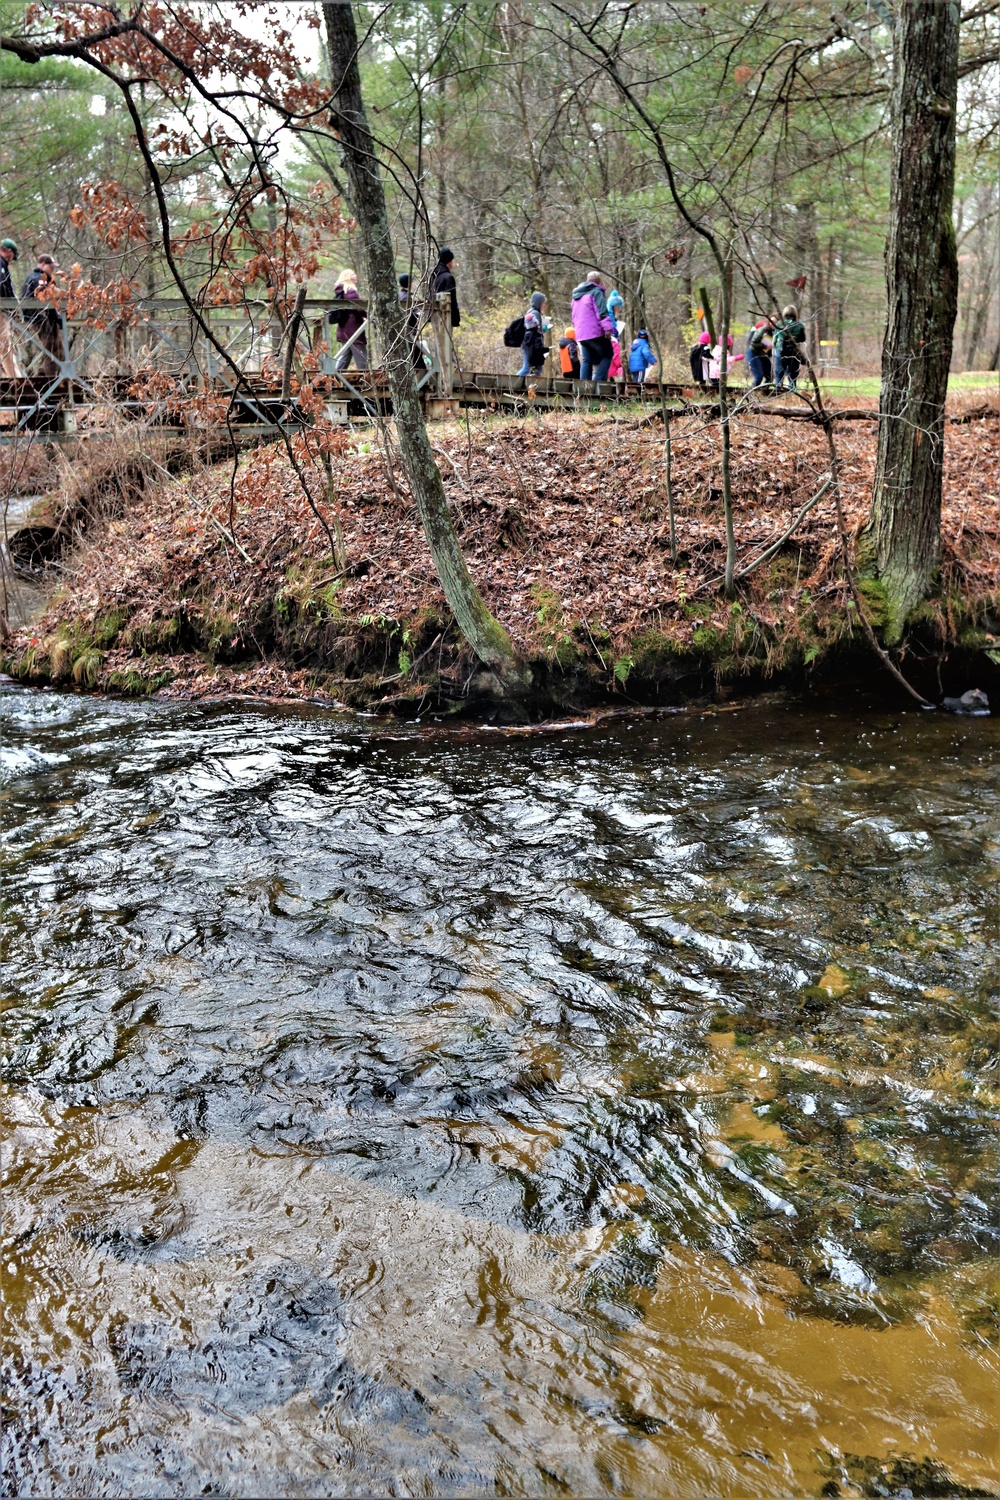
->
[817, 370, 998, 399]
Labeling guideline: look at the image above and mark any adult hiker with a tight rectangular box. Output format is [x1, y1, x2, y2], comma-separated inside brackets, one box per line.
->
[20, 253, 62, 380]
[628, 328, 657, 384]
[558, 326, 580, 379]
[571, 271, 615, 383]
[774, 304, 807, 392]
[332, 269, 368, 371]
[0, 238, 22, 378]
[518, 291, 549, 377]
[746, 318, 774, 387]
[430, 247, 460, 327]
[398, 273, 425, 370]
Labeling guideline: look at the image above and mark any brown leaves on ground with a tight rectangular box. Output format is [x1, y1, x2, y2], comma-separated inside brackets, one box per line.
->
[13, 396, 1000, 697]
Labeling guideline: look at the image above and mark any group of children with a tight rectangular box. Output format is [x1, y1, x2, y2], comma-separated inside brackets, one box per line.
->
[514, 274, 658, 385]
[514, 276, 810, 394]
[688, 305, 808, 393]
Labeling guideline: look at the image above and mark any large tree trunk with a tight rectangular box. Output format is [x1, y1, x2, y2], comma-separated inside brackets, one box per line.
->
[865, 0, 959, 638]
[322, 2, 522, 682]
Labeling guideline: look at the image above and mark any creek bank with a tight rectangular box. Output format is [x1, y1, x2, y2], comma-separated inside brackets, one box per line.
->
[3, 405, 999, 719]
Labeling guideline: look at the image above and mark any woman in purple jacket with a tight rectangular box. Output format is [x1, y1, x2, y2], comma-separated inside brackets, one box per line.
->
[571, 272, 615, 382]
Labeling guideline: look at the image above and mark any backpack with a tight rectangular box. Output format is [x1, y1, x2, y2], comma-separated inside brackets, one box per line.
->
[503, 315, 526, 347]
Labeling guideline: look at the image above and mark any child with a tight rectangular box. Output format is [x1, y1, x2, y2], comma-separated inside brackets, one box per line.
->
[689, 330, 711, 387]
[518, 291, 549, 377]
[745, 319, 774, 387]
[628, 329, 657, 383]
[558, 326, 580, 379]
[706, 334, 745, 388]
[774, 304, 807, 391]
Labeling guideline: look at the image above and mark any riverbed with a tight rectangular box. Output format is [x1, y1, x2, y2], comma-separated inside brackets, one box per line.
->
[2, 685, 997, 1498]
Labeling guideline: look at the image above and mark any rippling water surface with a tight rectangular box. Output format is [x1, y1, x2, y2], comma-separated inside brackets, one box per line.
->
[2, 684, 997, 1498]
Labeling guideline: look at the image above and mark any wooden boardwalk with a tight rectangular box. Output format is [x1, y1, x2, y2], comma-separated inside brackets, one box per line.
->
[0, 295, 689, 445]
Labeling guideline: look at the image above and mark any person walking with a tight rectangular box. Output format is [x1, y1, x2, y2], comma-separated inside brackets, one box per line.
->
[21, 253, 63, 380]
[0, 238, 22, 378]
[398, 273, 425, 370]
[558, 326, 580, 379]
[571, 271, 615, 382]
[628, 328, 657, 384]
[430, 247, 460, 327]
[774, 304, 807, 391]
[689, 329, 711, 388]
[746, 318, 774, 387]
[332, 269, 368, 371]
[518, 291, 549, 377]
[705, 334, 744, 390]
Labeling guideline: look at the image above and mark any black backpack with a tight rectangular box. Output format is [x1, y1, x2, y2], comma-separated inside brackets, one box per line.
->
[503, 315, 526, 347]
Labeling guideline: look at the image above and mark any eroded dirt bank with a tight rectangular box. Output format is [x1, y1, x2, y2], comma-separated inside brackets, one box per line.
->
[3, 401, 999, 716]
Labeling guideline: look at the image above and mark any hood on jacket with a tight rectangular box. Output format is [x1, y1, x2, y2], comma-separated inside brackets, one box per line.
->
[529, 291, 546, 311]
[572, 279, 604, 301]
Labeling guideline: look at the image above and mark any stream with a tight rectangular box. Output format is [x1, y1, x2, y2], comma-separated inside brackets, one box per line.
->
[1, 685, 997, 1498]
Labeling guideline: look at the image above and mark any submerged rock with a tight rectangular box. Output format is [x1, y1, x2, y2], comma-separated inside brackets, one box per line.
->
[941, 688, 990, 715]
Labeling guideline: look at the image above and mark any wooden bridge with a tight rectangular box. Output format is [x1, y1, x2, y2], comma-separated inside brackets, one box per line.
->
[0, 294, 685, 446]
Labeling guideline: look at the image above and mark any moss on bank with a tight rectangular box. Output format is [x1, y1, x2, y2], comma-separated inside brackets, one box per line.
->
[4, 411, 999, 715]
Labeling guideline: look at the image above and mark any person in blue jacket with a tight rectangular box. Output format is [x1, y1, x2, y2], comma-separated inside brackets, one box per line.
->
[628, 329, 657, 383]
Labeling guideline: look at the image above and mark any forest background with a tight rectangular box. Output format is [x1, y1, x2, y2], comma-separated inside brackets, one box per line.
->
[2, 0, 997, 378]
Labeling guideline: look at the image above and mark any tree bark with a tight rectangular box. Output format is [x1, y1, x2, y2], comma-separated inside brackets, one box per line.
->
[865, 0, 960, 638]
[322, 2, 522, 681]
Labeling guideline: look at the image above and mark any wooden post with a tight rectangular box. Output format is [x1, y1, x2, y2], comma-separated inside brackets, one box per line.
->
[698, 285, 716, 346]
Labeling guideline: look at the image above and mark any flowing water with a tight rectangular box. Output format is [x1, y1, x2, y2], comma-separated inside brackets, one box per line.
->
[1, 684, 997, 1499]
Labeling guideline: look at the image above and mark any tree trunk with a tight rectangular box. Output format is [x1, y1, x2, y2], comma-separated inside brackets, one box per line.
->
[865, 0, 959, 638]
[322, 2, 523, 682]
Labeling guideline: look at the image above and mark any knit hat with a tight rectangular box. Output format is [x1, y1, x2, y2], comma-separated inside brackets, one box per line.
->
[608, 289, 624, 309]
[698, 331, 711, 345]
[564, 326, 574, 337]
[398, 273, 410, 288]
[1, 238, 17, 260]
[637, 328, 648, 339]
[438, 246, 454, 264]
[529, 291, 546, 310]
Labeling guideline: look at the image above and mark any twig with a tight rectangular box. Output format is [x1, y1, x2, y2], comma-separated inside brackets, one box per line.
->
[727, 473, 832, 583]
[209, 513, 255, 566]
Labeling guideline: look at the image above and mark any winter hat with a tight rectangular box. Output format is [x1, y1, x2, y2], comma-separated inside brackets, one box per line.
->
[398, 273, 411, 288]
[529, 291, 546, 310]
[698, 331, 711, 345]
[564, 326, 575, 337]
[637, 329, 648, 340]
[1, 238, 17, 260]
[608, 289, 624, 309]
[438, 246, 454, 264]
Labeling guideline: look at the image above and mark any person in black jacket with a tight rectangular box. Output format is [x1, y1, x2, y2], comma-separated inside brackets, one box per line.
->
[430, 247, 460, 327]
[21, 253, 63, 379]
[398, 273, 426, 370]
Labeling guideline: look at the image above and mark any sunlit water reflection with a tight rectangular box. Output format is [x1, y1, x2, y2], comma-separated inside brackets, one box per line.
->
[2, 685, 997, 1498]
